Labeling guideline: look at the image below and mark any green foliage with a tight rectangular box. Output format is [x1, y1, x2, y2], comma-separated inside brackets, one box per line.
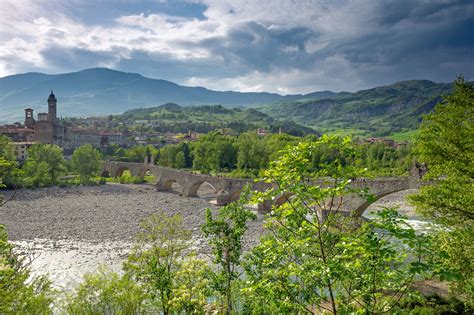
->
[394, 293, 473, 314]
[71, 144, 101, 184]
[168, 256, 213, 314]
[23, 144, 66, 187]
[0, 136, 20, 188]
[243, 135, 433, 313]
[258, 79, 454, 137]
[156, 132, 299, 177]
[124, 213, 192, 315]
[121, 103, 315, 136]
[105, 145, 158, 163]
[236, 132, 268, 170]
[157, 131, 412, 179]
[0, 225, 54, 314]
[63, 267, 149, 314]
[157, 142, 192, 168]
[191, 131, 237, 173]
[410, 78, 474, 302]
[202, 188, 256, 313]
[356, 142, 414, 176]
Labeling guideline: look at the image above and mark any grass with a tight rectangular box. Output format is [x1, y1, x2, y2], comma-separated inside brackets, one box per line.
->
[386, 129, 419, 142]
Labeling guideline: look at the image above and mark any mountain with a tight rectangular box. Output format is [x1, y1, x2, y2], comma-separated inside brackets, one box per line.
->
[119, 104, 316, 136]
[257, 80, 455, 138]
[0, 68, 318, 123]
[0, 68, 457, 138]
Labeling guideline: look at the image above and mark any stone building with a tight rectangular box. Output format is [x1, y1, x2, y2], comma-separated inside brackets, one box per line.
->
[70, 129, 126, 148]
[1, 91, 126, 149]
[10, 142, 35, 162]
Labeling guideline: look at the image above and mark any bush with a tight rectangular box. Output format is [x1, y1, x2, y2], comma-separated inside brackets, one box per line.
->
[0, 225, 54, 314]
[63, 267, 151, 314]
[395, 293, 473, 314]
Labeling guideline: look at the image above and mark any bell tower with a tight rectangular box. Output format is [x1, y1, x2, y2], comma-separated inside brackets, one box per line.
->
[25, 108, 35, 129]
[47, 90, 57, 124]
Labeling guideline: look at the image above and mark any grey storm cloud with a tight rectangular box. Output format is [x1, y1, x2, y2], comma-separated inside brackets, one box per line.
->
[1, 0, 473, 92]
[198, 22, 318, 72]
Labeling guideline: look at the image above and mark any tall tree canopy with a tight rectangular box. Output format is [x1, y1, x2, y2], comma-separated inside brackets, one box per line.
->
[411, 77, 474, 302]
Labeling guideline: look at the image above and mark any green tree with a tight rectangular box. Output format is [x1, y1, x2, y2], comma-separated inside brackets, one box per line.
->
[71, 144, 101, 184]
[124, 145, 157, 163]
[0, 136, 20, 188]
[23, 144, 65, 186]
[173, 151, 185, 169]
[236, 132, 267, 171]
[410, 77, 474, 302]
[63, 267, 149, 314]
[243, 135, 433, 314]
[181, 142, 193, 168]
[201, 188, 256, 314]
[168, 256, 212, 314]
[191, 131, 237, 173]
[124, 213, 192, 315]
[0, 225, 54, 314]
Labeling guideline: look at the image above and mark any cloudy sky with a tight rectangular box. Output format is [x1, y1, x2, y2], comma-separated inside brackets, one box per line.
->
[0, 0, 473, 94]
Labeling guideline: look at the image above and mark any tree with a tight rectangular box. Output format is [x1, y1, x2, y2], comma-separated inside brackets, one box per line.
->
[173, 151, 185, 169]
[23, 144, 65, 186]
[124, 145, 157, 163]
[0, 136, 20, 188]
[236, 132, 267, 172]
[71, 144, 101, 183]
[63, 267, 149, 314]
[201, 188, 256, 314]
[124, 213, 192, 315]
[410, 77, 474, 302]
[168, 257, 212, 314]
[191, 131, 237, 172]
[0, 225, 54, 314]
[181, 142, 193, 168]
[243, 135, 433, 314]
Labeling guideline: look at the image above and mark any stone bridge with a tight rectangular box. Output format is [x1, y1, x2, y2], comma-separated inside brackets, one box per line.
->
[100, 161, 424, 215]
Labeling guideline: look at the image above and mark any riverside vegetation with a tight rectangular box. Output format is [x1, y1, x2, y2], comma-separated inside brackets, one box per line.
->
[0, 130, 413, 189]
[0, 79, 473, 313]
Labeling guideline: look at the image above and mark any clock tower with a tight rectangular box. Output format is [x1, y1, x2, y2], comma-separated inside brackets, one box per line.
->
[48, 90, 57, 124]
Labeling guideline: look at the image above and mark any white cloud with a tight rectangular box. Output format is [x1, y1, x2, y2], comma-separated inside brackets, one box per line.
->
[0, 0, 472, 92]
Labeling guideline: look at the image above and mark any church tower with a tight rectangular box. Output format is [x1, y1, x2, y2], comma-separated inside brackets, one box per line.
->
[24, 108, 35, 129]
[48, 90, 57, 124]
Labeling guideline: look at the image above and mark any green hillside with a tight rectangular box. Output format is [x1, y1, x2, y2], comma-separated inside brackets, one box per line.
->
[120, 103, 316, 136]
[257, 80, 454, 139]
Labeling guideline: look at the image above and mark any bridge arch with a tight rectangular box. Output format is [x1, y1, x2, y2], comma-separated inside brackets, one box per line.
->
[115, 165, 131, 178]
[188, 181, 218, 198]
[138, 166, 158, 182]
[355, 188, 408, 216]
[101, 170, 110, 178]
[160, 178, 185, 195]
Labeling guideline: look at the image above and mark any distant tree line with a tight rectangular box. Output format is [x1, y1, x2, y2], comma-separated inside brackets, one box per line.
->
[0, 139, 103, 188]
[152, 131, 414, 177]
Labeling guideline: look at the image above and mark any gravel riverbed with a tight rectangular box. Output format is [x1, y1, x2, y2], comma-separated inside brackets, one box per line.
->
[0, 184, 420, 291]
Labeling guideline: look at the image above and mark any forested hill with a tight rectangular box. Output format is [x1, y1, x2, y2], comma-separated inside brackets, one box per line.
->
[0, 68, 329, 123]
[119, 104, 316, 136]
[257, 80, 456, 138]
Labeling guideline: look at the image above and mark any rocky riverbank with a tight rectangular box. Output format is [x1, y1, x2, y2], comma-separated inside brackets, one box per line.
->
[0, 183, 266, 290]
[0, 183, 421, 291]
